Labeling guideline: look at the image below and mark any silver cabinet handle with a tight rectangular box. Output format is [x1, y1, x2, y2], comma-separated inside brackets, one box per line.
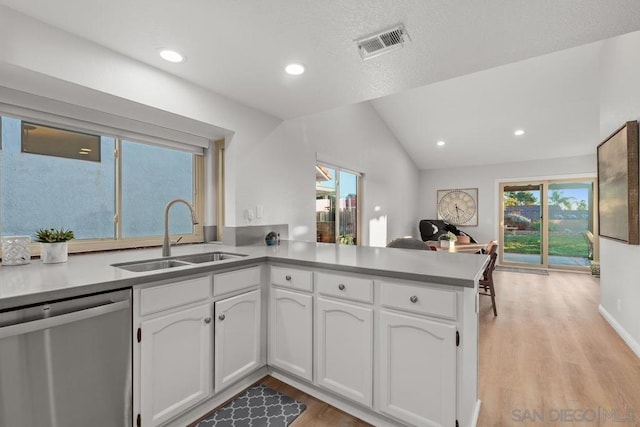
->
[285, 275, 292, 281]
[204, 317, 212, 324]
[218, 314, 226, 321]
[410, 296, 418, 303]
[338, 284, 346, 291]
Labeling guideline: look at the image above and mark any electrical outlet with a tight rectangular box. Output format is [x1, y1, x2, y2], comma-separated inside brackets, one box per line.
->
[256, 205, 264, 219]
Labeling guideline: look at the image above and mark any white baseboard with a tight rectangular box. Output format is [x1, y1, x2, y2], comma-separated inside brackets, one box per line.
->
[599, 304, 640, 360]
[471, 400, 481, 427]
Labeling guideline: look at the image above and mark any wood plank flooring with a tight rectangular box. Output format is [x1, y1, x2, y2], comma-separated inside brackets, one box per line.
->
[478, 270, 640, 426]
[195, 270, 640, 426]
[261, 376, 371, 426]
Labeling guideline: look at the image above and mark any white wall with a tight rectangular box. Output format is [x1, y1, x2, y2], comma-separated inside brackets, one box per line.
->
[0, 6, 419, 246]
[0, 5, 282, 227]
[233, 102, 420, 245]
[418, 155, 596, 242]
[598, 31, 640, 356]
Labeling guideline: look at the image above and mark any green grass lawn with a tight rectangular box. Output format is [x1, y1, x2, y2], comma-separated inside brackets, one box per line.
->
[504, 234, 588, 257]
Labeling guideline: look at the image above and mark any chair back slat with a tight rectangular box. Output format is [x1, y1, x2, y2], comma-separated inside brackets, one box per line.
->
[483, 241, 498, 279]
[480, 240, 499, 316]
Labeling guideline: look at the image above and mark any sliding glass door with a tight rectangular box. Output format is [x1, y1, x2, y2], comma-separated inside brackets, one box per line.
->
[502, 184, 544, 266]
[500, 178, 597, 270]
[547, 181, 595, 268]
[316, 165, 337, 243]
[315, 163, 361, 245]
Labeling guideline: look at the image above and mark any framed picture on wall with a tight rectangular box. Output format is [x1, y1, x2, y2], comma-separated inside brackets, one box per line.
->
[597, 120, 639, 245]
[437, 188, 478, 226]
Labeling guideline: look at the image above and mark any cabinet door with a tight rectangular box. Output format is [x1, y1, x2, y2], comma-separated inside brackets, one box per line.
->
[215, 289, 261, 392]
[140, 303, 212, 427]
[317, 298, 373, 407]
[378, 311, 456, 427]
[269, 288, 313, 381]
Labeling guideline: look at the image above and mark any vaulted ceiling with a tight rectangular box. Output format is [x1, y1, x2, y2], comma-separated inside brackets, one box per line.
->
[2, 0, 640, 168]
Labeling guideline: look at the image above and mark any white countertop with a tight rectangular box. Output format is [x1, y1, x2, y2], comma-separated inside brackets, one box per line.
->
[0, 241, 488, 310]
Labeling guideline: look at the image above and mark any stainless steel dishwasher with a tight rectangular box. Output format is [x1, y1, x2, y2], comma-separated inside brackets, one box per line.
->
[0, 289, 132, 427]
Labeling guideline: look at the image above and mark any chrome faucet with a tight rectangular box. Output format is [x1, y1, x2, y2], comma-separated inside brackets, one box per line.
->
[162, 198, 199, 257]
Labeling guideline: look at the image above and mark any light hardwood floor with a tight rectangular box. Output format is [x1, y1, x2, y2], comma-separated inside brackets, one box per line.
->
[189, 375, 370, 426]
[262, 376, 371, 426]
[195, 270, 640, 426]
[478, 270, 640, 426]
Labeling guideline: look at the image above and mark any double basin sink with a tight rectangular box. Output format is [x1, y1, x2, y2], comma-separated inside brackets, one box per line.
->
[112, 252, 247, 273]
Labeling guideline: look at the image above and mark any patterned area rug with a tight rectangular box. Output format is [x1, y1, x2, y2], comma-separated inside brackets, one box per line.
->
[195, 385, 306, 427]
[495, 266, 549, 275]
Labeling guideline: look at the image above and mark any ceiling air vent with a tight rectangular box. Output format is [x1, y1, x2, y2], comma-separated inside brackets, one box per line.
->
[356, 25, 410, 60]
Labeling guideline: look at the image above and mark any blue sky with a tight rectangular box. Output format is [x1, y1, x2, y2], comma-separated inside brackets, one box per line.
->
[317, 167, 358, 196]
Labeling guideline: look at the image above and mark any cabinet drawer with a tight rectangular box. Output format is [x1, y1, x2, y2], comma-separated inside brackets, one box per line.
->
[140, 275, 212, 316]
[214, 266, 262, 296]
[271, 266, 313, 292]
[380, 281, 457, 320]
[316, 272, 373, 303]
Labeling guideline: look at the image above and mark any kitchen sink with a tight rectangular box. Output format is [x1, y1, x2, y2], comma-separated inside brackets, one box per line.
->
[112, 252, 248, 272]
[174, 252, 248, 263]
[112, 259, 192, 272]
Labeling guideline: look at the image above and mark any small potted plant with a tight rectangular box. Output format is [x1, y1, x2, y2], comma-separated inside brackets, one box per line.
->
[35, 228, 74, 264]
[439, 231, 457, 249]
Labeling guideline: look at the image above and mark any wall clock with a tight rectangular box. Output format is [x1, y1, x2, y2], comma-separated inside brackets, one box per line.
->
[437, 188, 478, 226]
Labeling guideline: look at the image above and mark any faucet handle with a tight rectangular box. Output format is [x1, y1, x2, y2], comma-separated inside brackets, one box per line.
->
[175, 236, 183, 244]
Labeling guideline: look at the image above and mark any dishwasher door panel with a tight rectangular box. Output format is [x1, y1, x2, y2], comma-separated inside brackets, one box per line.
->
[0, 290, 132, 427]
[0, 333, 51, 426]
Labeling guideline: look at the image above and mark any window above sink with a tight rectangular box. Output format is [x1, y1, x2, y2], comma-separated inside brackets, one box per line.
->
[0, 115, 205, 257]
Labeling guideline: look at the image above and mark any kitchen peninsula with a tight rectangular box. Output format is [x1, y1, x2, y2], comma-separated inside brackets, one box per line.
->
[0, 241, 488, 427]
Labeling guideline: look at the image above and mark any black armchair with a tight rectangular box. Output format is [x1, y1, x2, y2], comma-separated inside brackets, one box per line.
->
[419, 219, 477, 243]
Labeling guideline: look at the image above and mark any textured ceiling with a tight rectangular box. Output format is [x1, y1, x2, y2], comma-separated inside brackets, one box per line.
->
[371, 42, 602, 170]
[1, 0, 640, 121]
[2, 1, 640, 170]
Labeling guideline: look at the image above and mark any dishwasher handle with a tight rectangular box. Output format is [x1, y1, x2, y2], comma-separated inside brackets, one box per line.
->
[0, 299, 130, 339]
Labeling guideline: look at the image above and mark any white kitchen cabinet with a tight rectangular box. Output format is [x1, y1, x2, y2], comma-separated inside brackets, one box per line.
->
[140, 303, 212, 427]
[214, 289, 262, 392]
[378, 310, 456, 427]
[316, 297, 373, 407]
[269, 287, 313, 381]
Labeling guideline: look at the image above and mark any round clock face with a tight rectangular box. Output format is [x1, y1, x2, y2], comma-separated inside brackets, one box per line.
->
[438, 190, 477, 225]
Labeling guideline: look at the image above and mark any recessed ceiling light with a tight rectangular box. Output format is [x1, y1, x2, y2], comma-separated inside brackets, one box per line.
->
[285, 63, 305, 75]
[514, 129, 525, 136]
[159, 49, 184, 63]
[437, 140, 446, 146]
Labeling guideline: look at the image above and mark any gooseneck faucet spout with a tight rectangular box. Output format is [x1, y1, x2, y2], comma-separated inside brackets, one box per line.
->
[162, 198, 199, 257]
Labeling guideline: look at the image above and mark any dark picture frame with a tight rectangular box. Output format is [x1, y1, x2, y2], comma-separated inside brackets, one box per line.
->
[597, 121, 639, 245]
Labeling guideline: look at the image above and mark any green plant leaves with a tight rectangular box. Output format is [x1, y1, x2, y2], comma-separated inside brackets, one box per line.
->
[35, 227, 75, 243]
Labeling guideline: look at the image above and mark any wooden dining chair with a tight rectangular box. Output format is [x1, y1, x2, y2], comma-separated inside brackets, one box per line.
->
[479, 240, 498, 316]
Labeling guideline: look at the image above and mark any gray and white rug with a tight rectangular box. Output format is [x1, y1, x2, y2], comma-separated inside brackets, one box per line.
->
[195, 385, 306, 427]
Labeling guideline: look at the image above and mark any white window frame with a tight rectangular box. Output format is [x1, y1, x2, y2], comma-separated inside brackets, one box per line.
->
[316, 162, 362, 245]
[0, 114, 205, 256]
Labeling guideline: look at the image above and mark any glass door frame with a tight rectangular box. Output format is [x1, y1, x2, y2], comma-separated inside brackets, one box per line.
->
[498, 177, 598, 271]
[500, 182, 545, 267]
[315, 162, 363, 246]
